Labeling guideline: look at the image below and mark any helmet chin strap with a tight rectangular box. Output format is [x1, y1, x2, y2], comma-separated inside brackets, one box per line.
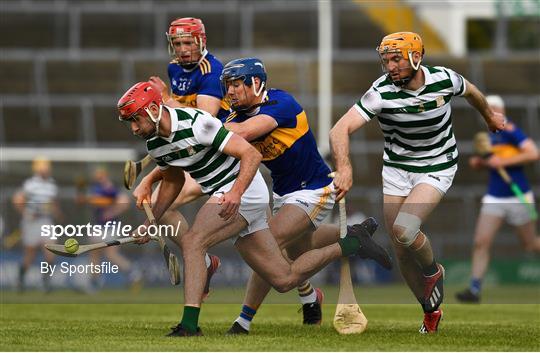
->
[408, 50, 422, 71]
[251, 77, 265, 97]
[144, 104, 164, 137]
[390, 56, 422, 87]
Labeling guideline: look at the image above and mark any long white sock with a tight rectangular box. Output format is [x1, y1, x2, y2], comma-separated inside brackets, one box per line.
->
[298, 281, 317, 304]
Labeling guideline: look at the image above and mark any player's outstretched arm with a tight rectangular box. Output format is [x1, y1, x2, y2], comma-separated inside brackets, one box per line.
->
[329, 107, 368, 201]
[224, 114, 277, 141]
[463, 80, 505, 132]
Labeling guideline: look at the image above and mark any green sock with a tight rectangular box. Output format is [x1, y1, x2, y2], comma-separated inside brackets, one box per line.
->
[338, 236, 360, 257]
[180, 306, 200, 333]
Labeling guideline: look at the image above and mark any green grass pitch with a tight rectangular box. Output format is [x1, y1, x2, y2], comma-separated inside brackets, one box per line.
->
[1, 286, 539, 351]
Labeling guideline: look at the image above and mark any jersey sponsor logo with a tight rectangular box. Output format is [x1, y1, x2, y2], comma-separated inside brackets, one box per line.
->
[295, 199, 309, 208]
[427, 174, 441, 181]
[172, 78, 192, 92]
[446, 152, 453, 161]
[186, 146, 196, 156]
[436, 96, 445, 107]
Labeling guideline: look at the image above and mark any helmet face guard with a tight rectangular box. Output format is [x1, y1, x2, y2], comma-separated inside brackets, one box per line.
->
[220, 58, 267, 111]
[166, 17, 207, 67]
[376, 32, 424, 86]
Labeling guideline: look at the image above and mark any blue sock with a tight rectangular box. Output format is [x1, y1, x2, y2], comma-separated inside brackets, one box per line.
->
[236, 305, 257, 330]
[470, 278, 482, 295]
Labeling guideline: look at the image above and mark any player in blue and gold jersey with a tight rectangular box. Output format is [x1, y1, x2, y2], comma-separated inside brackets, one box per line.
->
[150, 17, 229, 121]
[221, 58, 391, 334]
[456, 95, 539, 303]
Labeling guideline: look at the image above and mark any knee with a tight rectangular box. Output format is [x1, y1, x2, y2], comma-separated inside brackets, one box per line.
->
[266, 271, 295, 293]
[271, 278, 295, 293]
[473, 236, 490, 251]
[391, 212, 421, 247]
[179, 231, 205, 254]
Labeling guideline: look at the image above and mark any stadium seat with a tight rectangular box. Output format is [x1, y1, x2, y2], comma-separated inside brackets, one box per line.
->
[3, 106, 81, 143]
[483, 59, 540, 94]
[80, 14, 154, 49]
[94, 106, 136, 143]
[46, 60, 122, 94]
[0, 60, 34, 94]
[337, 7, 385, 49]
[253, 10, 317, 49]
[0, 12, 68, 48]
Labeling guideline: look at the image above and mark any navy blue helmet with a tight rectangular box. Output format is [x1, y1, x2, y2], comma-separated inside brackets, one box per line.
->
[220, 57, 267, 90]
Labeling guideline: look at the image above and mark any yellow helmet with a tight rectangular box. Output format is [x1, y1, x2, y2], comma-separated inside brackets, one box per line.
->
[377, 32, 424, 67]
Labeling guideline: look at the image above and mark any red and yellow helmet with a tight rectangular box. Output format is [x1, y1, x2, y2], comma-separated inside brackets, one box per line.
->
[117, 81, 162, 122]
[377, 32, 424, 67]
[166, 17, 207, 59]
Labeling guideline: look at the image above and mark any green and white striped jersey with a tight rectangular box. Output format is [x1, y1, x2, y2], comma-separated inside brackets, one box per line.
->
[355, 65, 466, 173]
[146, 106, 239, 194]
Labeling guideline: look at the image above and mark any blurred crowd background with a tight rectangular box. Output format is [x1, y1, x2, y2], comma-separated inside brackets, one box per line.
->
[1, 0, 538, 295]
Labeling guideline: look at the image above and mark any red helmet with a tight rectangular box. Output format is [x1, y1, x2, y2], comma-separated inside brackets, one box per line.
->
[166, 17, 207, 60]
[117, 81, 162, 121]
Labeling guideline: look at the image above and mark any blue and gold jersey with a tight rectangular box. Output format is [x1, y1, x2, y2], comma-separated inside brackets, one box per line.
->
[487, 120, 531, 197]
[227, 89, 331, 196]
[168, 52, 230, 121]
[88, 183, 118, 224]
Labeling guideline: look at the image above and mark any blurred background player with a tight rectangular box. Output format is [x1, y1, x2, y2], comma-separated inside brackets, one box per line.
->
[330, 32, 505, 333]
[83, 167, 142, 290]
[456, 95, 540, 303]
[220, 57, 391, 334]
[12, 157, 62, 292]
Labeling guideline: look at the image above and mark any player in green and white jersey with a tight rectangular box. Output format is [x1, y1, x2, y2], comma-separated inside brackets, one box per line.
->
[330, 32, 506, 334]
[117, 81, 391, 337]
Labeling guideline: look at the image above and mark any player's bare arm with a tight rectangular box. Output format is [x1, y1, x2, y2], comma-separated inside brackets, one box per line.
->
[133, 166, 163, 208]
[134, 166, 185, 244]
[197, 94, 222, 117]
[12, 191, 26, 214]
[224, 114, 277, 141]
[218, 134, 263, 221]
[329, 106, 368, 201]
[463, 80, 506, 132]
[152, 166, 186, 221]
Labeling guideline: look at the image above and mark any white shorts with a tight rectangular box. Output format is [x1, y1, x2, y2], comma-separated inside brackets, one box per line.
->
[22, 217, 53, 247]
[212, 170, 269, 239]
[382, 165, 457, 197]
[273, 183, 335, 228]
[480, 192, 536, 226]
